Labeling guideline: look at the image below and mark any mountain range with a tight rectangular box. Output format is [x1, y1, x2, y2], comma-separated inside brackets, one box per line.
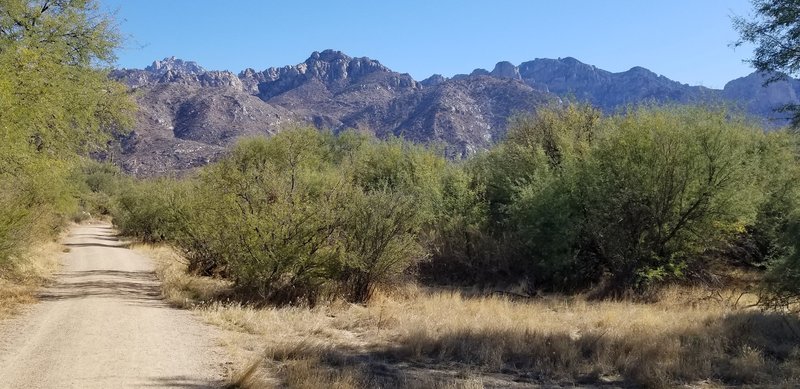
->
[108, 50, 800, 176]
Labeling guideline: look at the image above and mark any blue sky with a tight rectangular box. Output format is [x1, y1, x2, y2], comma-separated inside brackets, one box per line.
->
[101, 0, 757, 89]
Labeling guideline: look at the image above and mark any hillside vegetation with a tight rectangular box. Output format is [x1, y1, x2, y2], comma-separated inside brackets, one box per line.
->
[111, 104, 800, 306]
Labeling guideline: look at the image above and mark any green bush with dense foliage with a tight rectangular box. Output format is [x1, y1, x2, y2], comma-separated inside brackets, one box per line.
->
[469, 105, 800, 295]
[0, 0, 132, 268]
[113, 129, 440, 304]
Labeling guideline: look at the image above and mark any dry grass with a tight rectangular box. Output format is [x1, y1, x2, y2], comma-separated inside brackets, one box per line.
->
[131, 243, 231, 308]
[146, 245, 800, 388]
[0, 239, 62, 319]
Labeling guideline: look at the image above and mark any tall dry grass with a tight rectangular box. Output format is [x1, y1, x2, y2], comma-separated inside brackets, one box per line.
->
[214, 290, 800, 388]
[145, 245, 800, 388]
[132, 243, 231, 308]
[0, 240, 62, 319]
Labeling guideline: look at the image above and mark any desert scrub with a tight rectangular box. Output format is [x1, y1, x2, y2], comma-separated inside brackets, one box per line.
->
[116, 129, 438, 305]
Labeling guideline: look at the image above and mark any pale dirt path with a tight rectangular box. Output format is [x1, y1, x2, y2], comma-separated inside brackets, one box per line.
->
[0, 223, 227, 388]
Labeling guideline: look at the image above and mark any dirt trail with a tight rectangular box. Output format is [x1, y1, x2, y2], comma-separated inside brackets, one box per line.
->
[0, 223, 226, 388]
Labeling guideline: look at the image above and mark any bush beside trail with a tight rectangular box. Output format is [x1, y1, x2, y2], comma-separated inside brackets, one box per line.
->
[114, 130, 437, 305]
[0, 0, 132, 275]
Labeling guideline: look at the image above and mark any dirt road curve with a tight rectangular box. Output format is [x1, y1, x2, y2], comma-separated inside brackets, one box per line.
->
[0, 223, 226, 388]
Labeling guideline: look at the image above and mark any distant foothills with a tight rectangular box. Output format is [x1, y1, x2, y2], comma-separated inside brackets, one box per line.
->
[108, 49, 799, 176]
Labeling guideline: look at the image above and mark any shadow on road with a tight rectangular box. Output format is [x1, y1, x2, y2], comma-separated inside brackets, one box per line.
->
[64, 242, 132, 249]
[38, 269, 163, 303]
[142, 376, 224, 388]
[68, 233, 121, 240]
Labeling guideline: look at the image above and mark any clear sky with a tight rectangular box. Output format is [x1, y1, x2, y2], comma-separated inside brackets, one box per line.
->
[100, 0, 757, 89]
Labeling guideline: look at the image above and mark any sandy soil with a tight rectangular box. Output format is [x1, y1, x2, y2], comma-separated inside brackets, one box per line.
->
[0, 223, 227, 388]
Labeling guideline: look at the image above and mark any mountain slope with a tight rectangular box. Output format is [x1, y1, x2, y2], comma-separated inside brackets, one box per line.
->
[722, 72, 800, 124]
[109, 51, 798, 176]
[512, 58, 716, 109]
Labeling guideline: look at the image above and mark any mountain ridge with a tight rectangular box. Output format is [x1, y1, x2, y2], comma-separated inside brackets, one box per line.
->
[109, 50, 800, 176]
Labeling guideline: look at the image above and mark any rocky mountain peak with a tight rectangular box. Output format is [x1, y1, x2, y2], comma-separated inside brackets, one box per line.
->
[421, 74, 447, 87]
[559, 56, 583, 65]
[626, 66, 658, 78]
[246, 49, 417, 100]
[306, 49, 351, 63]
[491, 61, 521, 80]
[301, 49, 391, 81]
[239, 68, 258, 78]
[145, 57, 206, 75]
[518, 57, 598, 77]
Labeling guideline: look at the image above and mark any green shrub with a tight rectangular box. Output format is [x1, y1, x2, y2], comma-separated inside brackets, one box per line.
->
[457, 105, 774, 293]
[0, 157, 81, 266]
[576, 107, 762, 291]
[77, 161, 128, 216]
[751, 131, 800, 309]
[337, 188, 426, 302]
[198, 131, 343, 303]
[0, 0, 132, 269]
[421, 164, 494, 283]
[732, 131, 800, 264]
[111, 129, 447, 305]
[112, 178, 187, 243]
[0, 190, 32, 267]
[762, 216, 800, 309]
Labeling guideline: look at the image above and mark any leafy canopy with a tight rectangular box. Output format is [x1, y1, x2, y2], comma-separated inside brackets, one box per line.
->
[0, 0, 131, 265]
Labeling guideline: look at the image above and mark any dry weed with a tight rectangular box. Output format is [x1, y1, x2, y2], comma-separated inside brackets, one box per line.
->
[150, 245, 800, 388]
[0, 240, 62, 319]
[132, 243, 231, 308]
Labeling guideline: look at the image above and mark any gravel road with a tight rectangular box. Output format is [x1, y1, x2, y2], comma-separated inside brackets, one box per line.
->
[0, 223, 226, 388]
